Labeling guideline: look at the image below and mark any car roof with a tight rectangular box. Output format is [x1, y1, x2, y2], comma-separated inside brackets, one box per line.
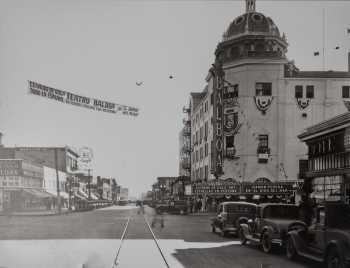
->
[220, 201, 257, 206]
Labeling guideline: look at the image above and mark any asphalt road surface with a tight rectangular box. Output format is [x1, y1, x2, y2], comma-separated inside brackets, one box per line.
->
[0, 205, 318, 268]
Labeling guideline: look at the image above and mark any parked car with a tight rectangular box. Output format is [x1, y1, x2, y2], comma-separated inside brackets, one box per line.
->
[239, 203, 306, 253]
[155, 200, 187, 215]
[286, 202, 350, 268]
[211, 201, 257, 237]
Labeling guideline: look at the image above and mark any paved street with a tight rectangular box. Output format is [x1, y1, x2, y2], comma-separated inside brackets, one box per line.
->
[0, 205, 318, 268]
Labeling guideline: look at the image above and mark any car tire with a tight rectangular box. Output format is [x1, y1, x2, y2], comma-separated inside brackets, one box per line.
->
[238, 227, 247, 245]
[261, 232, 273, 253]
[327, 247, 345, 268]
[286, 236, 297, 260]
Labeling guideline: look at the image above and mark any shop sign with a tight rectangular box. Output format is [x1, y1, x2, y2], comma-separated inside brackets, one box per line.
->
[0, 160, 22, 176]
[28, 81, 139, 117]
[258, 153, 269, 159]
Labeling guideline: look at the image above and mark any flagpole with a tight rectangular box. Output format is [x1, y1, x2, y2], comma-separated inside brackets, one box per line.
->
[322, 7, 326, 71]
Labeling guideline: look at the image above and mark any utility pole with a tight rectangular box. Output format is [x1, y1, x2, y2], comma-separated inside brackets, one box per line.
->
[87, 169, 91, 200]
[54, 148, 61, 214]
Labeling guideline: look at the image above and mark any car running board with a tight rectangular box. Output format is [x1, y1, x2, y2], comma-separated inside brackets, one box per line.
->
[297, 251, 323, 263]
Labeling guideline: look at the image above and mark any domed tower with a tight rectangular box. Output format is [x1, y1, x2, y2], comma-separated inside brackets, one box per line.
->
[209, 0, 291, 185]
[215, 0, 288, 64]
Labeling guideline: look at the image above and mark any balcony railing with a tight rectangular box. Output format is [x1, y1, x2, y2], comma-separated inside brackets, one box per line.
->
[308, 151, 350, 173]
[257, 147, 270, 155]
[225, 147, 236, 158]
[183, 127, 191, 136]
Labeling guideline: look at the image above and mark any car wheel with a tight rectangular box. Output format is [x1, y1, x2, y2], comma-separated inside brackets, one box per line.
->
[212, 225, 216, 233]
[238, 227, 247, 245]
[261, 232, 272, 253]
[286, 236, 297, 260]
[327, 248, 345, 268]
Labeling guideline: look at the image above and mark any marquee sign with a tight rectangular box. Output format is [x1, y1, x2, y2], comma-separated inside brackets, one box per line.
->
[28, 81, 139, 117]
[192, 181, 295, 195]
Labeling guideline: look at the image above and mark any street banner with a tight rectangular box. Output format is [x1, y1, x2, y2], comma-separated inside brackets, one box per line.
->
[28, 81, 139, 116]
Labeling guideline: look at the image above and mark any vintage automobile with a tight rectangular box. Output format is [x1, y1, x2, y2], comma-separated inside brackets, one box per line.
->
[155, 200, 188, 215]
[211, 201, 257, 237]
[239, 203, 306, 253]
[286, 202, 350, 268]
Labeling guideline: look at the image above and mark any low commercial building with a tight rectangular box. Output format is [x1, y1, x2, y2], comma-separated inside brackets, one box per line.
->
[0, 159, 53, 212]
[298, 112, 350, 204]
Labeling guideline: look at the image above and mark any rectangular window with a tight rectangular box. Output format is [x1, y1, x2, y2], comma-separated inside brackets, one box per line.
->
[200, 127, 203, 143]
[204, 101, 208, 113]
[306, 85, 314, 98]
[224, 84, 239, 99]
[210, 93, 214, 105]
[295, 85, 303, 98]
[204, 165, 208, 180]
[204, 121, 208, 140]
[226, 136, 235, 148]
[256, 83, 272, 96]
[205, 142, 208, 157]
[200, 147, 203, 160]
[258, 134, 268, 148]
[342, 86, 350, 98]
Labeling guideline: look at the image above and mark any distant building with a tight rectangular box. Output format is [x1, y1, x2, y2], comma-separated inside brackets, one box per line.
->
[0, 159, 52, 212]
[119, 187, 129, 201]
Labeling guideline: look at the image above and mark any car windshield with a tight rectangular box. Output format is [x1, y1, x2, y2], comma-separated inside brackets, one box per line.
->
[263, 205, 299, 219]
[226, 204, 256, 214]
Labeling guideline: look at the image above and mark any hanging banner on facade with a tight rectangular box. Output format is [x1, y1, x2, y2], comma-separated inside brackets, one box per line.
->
[28, 81, 139, 116]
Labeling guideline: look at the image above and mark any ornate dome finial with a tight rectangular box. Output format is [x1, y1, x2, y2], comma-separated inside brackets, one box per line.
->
[246, 0, 256, 13]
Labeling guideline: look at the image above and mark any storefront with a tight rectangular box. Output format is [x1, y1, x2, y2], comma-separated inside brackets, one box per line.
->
[0, 159, 54, 213]
[188, 180, 297, 212]
[298, 112, 350, 204]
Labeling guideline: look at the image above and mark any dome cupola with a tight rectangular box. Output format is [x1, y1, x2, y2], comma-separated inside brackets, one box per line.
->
[215, 0, 288, 64]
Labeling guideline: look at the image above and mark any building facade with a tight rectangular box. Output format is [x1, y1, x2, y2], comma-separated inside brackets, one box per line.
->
[184, 0, 350, 203]
[299, 112, 350, 204]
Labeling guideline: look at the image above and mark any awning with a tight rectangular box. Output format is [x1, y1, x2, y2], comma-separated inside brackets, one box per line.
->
[22, 189, 55, 199]
[78, 190, 89, 199]
[90, 193, 99, 200]
[74, 192, 87, 200]
[45, 190, 70, 200]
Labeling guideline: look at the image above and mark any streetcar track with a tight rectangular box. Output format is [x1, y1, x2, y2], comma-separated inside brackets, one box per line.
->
[112, 207, 170, 268]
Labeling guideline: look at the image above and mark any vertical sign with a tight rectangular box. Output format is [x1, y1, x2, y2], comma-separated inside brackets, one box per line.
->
[211, 61, 224, 177]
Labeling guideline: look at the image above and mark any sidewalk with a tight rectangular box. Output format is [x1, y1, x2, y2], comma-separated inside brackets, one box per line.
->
[0, 208, 70, 216]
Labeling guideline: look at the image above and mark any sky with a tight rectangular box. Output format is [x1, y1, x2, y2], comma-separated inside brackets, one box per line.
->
[0, 0, 349, 197]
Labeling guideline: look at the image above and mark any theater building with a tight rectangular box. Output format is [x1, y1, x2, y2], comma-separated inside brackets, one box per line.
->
[185, 0, 350, 204]
[299, 112, 350, 204]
